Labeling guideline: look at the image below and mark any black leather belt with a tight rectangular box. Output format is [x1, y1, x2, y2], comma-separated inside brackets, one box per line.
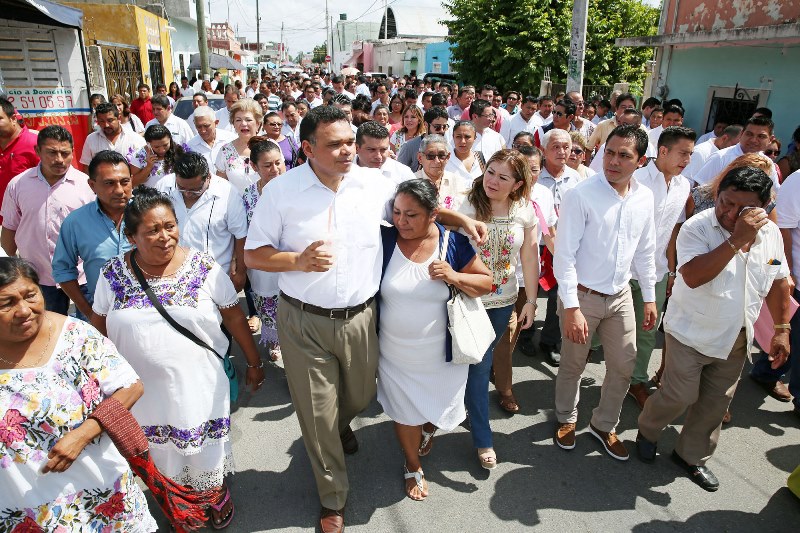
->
[577, 284, 613, 298]
[279, 291, 375, 320]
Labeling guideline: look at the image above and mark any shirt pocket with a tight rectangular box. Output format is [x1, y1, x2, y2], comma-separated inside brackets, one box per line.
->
[750, 264, 782, 298]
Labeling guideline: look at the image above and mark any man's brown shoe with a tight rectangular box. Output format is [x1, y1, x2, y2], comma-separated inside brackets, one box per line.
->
[555, 422, 576, 450]
[589, 423, 629, 461]
[628, 383, 650, 410]
[319, 507, 344, 533]
[751, 377, 792, 402]
[340, 426, 358, 455]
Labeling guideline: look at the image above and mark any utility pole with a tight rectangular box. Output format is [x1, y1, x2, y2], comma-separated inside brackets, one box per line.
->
[567, 0, 589, 94]
[196, 0, 210, 79]
[256, 0, 260, 66]
[325, 0, 330, 71]
[280, 22, 284, 63]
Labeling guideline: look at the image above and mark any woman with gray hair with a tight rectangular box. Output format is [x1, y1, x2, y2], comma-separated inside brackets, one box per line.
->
[378, 179, 491, 501]
[415, 134, 468, 211]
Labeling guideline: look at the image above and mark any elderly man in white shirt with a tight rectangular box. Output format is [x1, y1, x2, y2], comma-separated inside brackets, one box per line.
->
[553, 125, 657, 462]
[186, 106, 237, 169]
[80, 102, 145, 168]
[693, 117, 779, 188]
[683, 124, 742, 183]
[637, 166, 791, 492]
[145, 95, 193, 146]
[243, 106, 484, 533]
[627, 127, 695, 410]
[156, 152, 248, 292]
[470, 99, 506, 162]
[354, 121, 415, 185]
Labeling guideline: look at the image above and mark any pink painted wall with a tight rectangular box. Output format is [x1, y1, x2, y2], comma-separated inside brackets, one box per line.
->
[662, 0, 799, 34]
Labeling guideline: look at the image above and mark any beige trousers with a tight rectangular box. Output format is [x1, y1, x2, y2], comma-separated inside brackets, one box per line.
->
[638, 331, 747, 466]
[555, 286, 637, 432]
[493, 288, 528, 392]
[277, 295, 379, 510]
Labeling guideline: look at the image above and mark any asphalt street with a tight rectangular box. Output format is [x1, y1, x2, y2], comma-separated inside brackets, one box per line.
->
[144, 298, 800, 532]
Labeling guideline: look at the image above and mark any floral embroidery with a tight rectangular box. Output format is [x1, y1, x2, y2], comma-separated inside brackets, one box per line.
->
[80, 378, 100, 408]
[242, 182, 260, 225]
[253, 293, 279, 345]
[479, 218, 515, 295]
[131, 146, 166, 181]
[219, 143, 248, 175]
[100, 251, 215, 311]
[442, 195, 453, 210]
[142, 416, 230, 450]
[94, 491, 125, 518]
[0, 409, 27, 447]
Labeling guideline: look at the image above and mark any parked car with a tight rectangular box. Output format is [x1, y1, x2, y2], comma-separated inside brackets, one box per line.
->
[364, 72, 388, 80]
[173, 95, 226, 120]
[422, 72, 460, 85]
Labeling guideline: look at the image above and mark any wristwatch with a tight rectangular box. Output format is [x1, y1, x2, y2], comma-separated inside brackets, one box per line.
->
[667, 272, 677, 278]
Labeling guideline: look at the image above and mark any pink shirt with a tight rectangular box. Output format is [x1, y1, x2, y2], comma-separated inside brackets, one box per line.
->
[0, 125, 40, 225]
[1, 165, 94, 285]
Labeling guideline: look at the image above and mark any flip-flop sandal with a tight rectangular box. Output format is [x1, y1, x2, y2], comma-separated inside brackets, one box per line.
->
[403, 464, 426, 501]
[478, 448, 497, 470]
[498, 392, 520, 414]
[418, 426, 437, 456]
[210, 485, 235, 529]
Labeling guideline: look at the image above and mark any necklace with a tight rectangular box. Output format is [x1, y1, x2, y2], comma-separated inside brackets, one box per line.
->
[0, 317, 53, 368]
[133, 247, 185, 279]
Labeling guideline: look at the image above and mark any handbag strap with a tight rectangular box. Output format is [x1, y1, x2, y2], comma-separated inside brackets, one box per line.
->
[129, 249, 225, 362]
[438, 229, 450, 262]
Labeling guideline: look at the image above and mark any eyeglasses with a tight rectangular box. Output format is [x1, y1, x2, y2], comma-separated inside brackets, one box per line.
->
[177, 180, 209, 196]
[377, 90, 388, 95]
[267, 121, 283, 127]
[479, 113, 496, 119]
[764, 149, 780, 156]
[430, 123, 449, 131]
[571, 148, 584, 155]
[553, 111, 570, 118]
[423, 152, 449, 161]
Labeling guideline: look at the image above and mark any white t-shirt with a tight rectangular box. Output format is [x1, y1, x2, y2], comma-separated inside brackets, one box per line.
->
[776, 169, 800, 279]
[79, 128, 145, 166]
[144, 114, 193, 146]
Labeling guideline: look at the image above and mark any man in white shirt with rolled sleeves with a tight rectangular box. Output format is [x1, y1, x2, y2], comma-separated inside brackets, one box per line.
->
[627, 127, 695, 410]
[637, 166, 791, 491]
[553, 124, 658, 461]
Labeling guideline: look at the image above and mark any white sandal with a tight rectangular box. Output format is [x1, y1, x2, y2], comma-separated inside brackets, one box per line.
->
[478, 448, 497, 470]
[418, 426, 437, 456]
[403, 464, 426, 501]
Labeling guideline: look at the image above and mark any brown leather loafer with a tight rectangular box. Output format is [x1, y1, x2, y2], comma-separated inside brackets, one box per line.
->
[319, 506, 345, 533]
[555, 422, 576, 450]
[340, 426, 359, 455]
[751, 376, 792, 402]
[628, 383, 650, 410]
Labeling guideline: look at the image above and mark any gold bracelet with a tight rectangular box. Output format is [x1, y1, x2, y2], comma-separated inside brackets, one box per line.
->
[774, 323, 792, 330]
[725, 238, 739, 252]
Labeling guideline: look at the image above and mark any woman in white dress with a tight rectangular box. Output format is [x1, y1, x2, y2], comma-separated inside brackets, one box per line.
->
[378, 179, 491, 501]
[414, 134, 468, 211]
[91, 187, 265, 529]
[242, 137, 286, 360]
[0, 258, 156, 532]
[215, 98, 264, 194]
[446, 121, 485, 188]
[458, 149, 539, 470]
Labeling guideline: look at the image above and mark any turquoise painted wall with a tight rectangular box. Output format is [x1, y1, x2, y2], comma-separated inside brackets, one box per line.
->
[425, 41, 453, 74]
[665, 45, 800, 149]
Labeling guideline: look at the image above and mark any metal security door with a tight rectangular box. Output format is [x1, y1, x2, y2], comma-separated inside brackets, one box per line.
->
[103, 45, 142, 99]
[148, 50, 163, 89]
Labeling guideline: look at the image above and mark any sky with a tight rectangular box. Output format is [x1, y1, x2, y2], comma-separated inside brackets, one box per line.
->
[214, 0, 663, 57]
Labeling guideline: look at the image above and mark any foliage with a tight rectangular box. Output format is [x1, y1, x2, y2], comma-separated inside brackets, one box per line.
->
[443, 0, 659, 92]
[312, 43, 328, 65]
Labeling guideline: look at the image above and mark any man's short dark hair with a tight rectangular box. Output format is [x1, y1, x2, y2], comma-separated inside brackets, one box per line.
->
[155, 83, 167, 92]
[88, 150, 130, 181]
[0, 97, 14, 119]
[615, 93, 637, 108]
[598, 99, 611, 109]
[717, 166, 773, 205]
[537, 95, 554, 104]
[94, 102, 119, 118]
[521, 95, 538, 105]
[37, 125, 73, 148]
[330, 93, 352, 107]
[300, 105, 349, 144]
[753, 107, 773, 119]
[281, 101, 297, 112]
[253, 93, 268, 103]
[642, 97, 661, 109]
[405, 89, 418, 101]
[150, 95, 171, 109]
[657, 126, 696, 149]
[606, 124, 649, 158]
[352, 95, 372, 113]
[621, 108, 643, 120]
[137, 83, 150, 91]
[424, 106, 449, 126]
[458, 86, 474, 98]
[722, 124, 744, 138]
[469, 99, 492, 119]
[556, 99, 577, 117]
[194, 93, 208, 103]
[331, 75, 343, 84]
[422, 91, 434, 100]
[356, 121, 389, 145]
[430, 93, 448, 107]
[747, 116, 775, 134]
[174, 152, 210, 181]
[663, 104, 685, 117]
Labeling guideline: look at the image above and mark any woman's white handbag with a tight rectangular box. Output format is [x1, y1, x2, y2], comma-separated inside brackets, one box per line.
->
[440, 231, 496, 365]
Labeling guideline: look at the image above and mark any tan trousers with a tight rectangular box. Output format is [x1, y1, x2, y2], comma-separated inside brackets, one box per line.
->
[638, 331, 747, 466]
[277, 295, 379, 510]
[555, 286, 637, 432]
[493, 288, 528, 392]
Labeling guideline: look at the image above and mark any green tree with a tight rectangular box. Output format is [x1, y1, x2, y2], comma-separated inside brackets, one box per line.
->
[444, 0, 659, 92]
[312, 43, 327, 65]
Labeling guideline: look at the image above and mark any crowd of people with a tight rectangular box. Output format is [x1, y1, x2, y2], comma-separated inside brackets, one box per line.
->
[1, 67, 799, 532]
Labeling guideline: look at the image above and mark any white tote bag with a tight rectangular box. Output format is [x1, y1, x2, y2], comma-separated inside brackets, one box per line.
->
[439, 230, 496, 365]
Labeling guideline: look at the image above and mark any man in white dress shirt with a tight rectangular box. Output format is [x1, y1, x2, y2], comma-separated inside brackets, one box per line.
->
[500, 96, 538, 146]
[215, 87, 239, 132]
[79, 102, 145, 169]
[637, 166, 791, 491]
[553, 124, 657, 461]
[530, 95, 554, 128]
[683, 124, 742, 183]
[243, 106, 483, 533]
[331, 75, 355, 100]
[144, 95, 193, 146]
[179, 76, 195, 98]
[186, 106, 237, 169]
[693, 117, 779, 188]
[627, 127, 695, 410]
[355, 121, 415, 185]
[696, 117, 730, 145]
[589, 109, 657, 175]
[470, 99, 505, 162]
[647, 104, 684, 147]
[280, 101, 302, 143]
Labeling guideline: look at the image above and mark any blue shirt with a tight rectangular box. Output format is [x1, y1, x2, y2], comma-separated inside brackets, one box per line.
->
[52, 199, 132, 298]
